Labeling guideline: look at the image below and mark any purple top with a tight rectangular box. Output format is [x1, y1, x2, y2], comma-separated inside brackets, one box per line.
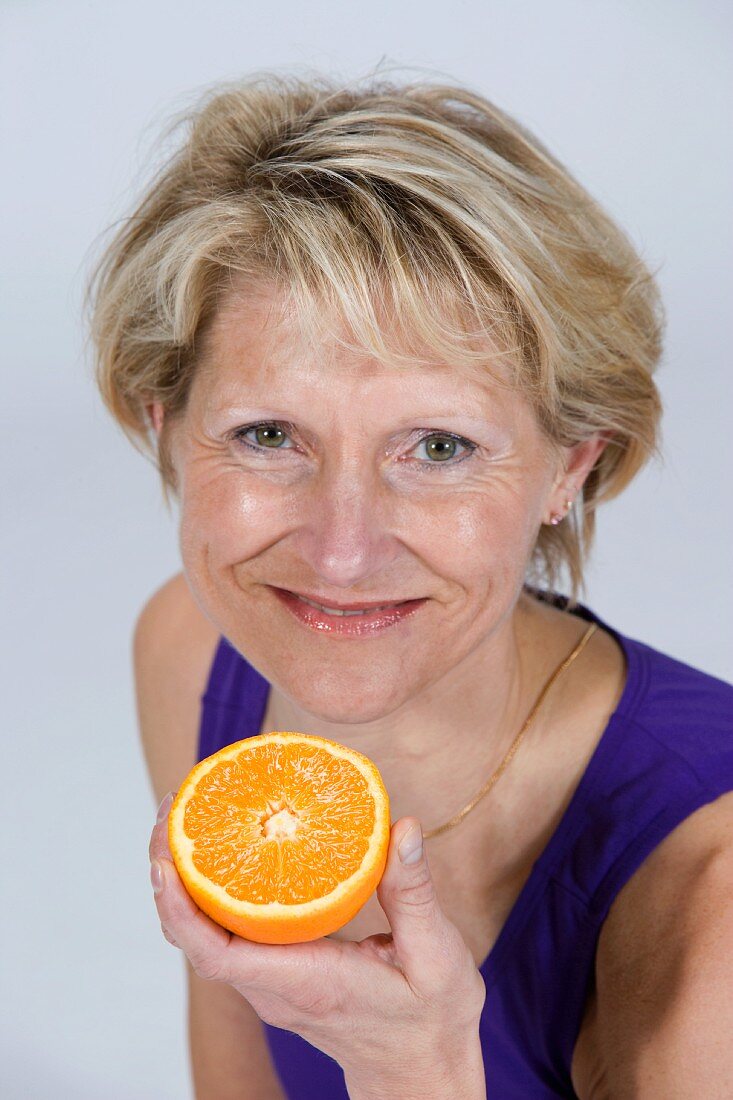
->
[197, 590, 733, 1098]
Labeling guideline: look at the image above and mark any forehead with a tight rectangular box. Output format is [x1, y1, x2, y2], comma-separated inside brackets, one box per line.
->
[193, 280, 526, 414]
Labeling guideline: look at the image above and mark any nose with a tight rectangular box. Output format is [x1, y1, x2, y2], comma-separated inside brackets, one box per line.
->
[293, 460, 401, 591]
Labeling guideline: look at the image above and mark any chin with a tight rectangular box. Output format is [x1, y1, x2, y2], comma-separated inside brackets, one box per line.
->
[276, 665, 410, 726]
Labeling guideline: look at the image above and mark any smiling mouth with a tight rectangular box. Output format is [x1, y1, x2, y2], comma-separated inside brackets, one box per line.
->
[269, 586, 427, 636]
[290, 593, 410, 617]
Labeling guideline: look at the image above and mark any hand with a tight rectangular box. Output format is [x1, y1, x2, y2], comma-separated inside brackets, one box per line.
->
[149, 794, 486, 1080]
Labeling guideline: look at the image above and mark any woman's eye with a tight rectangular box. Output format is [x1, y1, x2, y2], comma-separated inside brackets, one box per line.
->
[413, 433, 476, 465]
[232, 422, 294, 451]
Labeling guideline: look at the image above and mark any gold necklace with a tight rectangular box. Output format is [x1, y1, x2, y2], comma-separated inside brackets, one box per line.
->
[422, 621, 599, 840]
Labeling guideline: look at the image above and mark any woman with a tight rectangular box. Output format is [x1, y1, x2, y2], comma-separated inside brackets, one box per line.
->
[87, 72, 733, 1098]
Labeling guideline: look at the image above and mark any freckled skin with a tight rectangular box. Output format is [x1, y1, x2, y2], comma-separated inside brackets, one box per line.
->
[152, 284, 606, 804]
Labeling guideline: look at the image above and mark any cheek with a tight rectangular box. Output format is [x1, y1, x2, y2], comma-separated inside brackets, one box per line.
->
[178, 472, 288, 569]
[443, 494, 538, 572]
[417, 489, 539, 627]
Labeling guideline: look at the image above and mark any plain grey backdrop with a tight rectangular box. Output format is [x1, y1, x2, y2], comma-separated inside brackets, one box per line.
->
[2, 0, 731, 1096]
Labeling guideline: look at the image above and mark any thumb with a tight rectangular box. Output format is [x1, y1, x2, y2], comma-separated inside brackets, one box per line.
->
[376, 818, 443, 962]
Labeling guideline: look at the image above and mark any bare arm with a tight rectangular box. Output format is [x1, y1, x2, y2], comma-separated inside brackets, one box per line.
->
[134, 572, 286, 1100]
[585, 791, 733, 1099]
[187, 963, 286, 1100]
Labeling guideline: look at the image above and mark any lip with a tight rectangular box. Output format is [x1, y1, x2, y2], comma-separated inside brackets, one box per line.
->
[271, 587, 427, 637]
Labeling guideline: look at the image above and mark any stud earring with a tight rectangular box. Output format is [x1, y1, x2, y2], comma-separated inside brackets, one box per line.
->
[548, 495, 575, 526]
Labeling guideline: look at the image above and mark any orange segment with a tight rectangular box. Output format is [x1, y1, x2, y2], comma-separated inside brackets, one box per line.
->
[168, 732, 391, 943]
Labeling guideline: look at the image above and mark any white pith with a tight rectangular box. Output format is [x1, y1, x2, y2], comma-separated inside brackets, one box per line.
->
[262, 805, 300, 839]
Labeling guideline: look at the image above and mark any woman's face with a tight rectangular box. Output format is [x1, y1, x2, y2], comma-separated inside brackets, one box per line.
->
[157, 286, 585, 724]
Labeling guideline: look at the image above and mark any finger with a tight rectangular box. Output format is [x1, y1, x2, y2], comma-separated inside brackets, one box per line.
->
[161, 922, 181, 949]
[151, 854, 347, 996]
[151, 855, 237, 982]
[148, 791, 175, 862]
[148, 821, 174, 864]
[376, 818, 454, 986]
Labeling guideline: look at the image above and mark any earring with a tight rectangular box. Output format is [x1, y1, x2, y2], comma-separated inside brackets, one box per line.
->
[548, 496, 575, 526]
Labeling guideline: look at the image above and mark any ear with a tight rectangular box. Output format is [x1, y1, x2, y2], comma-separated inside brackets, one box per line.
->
[147, 402, 165, 437]
[544, 432, 612, 524]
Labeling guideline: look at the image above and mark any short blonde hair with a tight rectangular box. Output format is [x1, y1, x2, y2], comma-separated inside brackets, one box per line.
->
[85, 70, 665, 607]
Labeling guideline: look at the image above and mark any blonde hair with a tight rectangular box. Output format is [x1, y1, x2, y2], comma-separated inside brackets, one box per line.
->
[84, 69, 665, 607]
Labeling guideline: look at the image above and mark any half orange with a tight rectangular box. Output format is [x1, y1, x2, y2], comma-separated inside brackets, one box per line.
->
[168, 732, 391, 944]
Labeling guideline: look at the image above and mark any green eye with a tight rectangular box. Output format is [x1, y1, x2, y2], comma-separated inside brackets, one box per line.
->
[254, 425, 288, 448]
[232, 421, 295, 454]
[423, 435, 458, 461]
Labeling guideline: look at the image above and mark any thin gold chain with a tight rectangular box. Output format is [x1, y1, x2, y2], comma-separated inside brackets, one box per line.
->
[422, 621, 599, 840]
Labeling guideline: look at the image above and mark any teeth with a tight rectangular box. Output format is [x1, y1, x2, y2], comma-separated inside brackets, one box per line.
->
[297, 595, 396, 616]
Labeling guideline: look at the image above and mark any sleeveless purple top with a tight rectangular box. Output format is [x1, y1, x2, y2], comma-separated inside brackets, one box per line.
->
[197, 590, 733, 1098]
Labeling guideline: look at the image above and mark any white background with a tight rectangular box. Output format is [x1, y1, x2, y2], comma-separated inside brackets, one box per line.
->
[2, 1, 731, 1096]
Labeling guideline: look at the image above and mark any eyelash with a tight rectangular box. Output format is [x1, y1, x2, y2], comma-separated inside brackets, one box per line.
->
[229, 421, 478, 469]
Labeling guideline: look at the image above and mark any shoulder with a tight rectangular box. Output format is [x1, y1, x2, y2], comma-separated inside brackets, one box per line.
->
[628, 630, 733, 714]
[599, 787, 733, 959]
[133, 572, 221, 804]
[133, 571, 221, 677]
[134, 570, 216, 641]
[587, 788, 733, 1096]
[615, 630, 733, 788]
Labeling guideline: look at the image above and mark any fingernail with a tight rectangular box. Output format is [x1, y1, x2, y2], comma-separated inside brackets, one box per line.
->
[150, 859, 165, 894]
[398, 824, 423, 866]
[156, 792, 173, 822]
